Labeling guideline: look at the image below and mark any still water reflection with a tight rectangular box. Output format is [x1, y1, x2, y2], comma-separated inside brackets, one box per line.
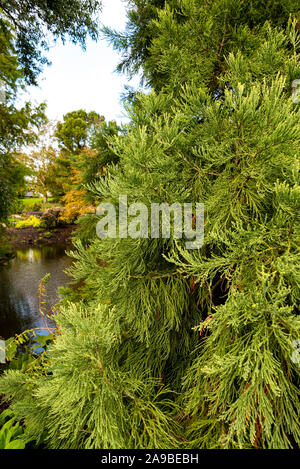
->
[0, 246, 73, 339]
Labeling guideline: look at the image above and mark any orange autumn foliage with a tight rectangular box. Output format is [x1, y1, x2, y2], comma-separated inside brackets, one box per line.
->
[59, 169, 95, 223]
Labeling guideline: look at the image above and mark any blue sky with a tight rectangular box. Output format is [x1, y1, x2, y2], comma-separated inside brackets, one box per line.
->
[20, 0, 141, 125]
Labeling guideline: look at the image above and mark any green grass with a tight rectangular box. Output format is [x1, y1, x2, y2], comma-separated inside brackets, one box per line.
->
[19, 198, 58, 212]
[21, 197, 55, 205]
[21, 197, 43, 206]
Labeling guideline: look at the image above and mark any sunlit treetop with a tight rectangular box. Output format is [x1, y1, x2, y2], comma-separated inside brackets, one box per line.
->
[55, 110, 105, 154]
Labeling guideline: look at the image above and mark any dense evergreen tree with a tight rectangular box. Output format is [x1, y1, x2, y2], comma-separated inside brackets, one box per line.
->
[107, 0, 300, 91]
[0, 0, 299, 449]
[104, 0, 165, 80]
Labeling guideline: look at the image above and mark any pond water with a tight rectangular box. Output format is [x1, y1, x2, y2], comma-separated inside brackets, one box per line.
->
[0, 246, 73, 339]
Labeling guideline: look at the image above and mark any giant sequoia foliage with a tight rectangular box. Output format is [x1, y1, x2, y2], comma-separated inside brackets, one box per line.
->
[106, 0, 299, 91]
[0, 0, 299, 449]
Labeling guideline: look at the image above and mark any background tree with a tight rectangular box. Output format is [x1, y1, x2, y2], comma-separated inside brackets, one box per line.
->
[45, 110, 107, 200]
[0, 151, 31, 219]
[0, 0, 102, 221]
[29, 146, 56, 203]
[25, 121, 58, 203]
[55, 110, 104, 154]
[0, 0, 102, 85]
[57, 117, 120, 222]
[0, 20, 46, 220]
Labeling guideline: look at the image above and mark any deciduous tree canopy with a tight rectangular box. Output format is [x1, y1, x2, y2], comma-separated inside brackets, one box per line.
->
[0, 0, 102, 85]
[0, 0, 102, 219]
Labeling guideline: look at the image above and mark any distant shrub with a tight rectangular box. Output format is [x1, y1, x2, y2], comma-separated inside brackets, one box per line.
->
[41, 209, 61, 228]
[15, 216, 44, 229]
[13, 199, 26, 215]
[59, 188, 94, 224]
[43, 231, 52, 239]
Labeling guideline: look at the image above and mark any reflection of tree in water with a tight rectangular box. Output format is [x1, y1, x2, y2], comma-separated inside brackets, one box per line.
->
[0, 246, 72, 338]
[0, 291, 37, 335]
[16, 246, 62, 263]
[16, 249, 43, 263]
